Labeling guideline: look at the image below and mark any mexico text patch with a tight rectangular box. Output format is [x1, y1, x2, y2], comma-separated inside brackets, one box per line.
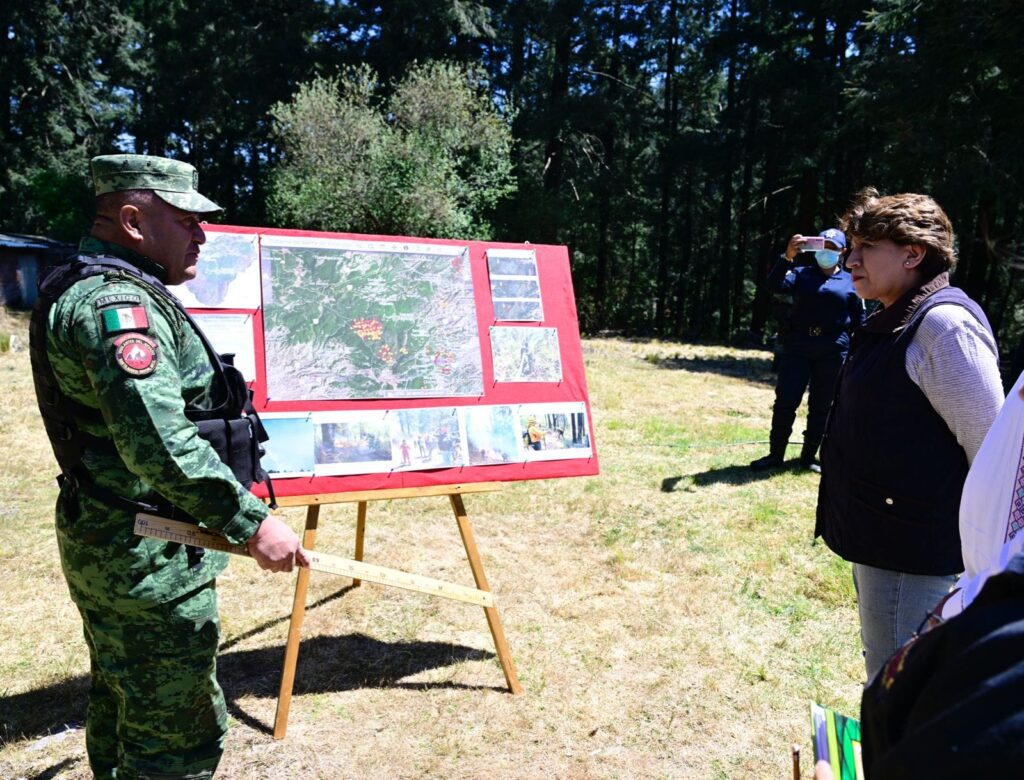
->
[114, 333, 159, 376]
[94, 293, 142, 310]
[101, 305, 150, 335]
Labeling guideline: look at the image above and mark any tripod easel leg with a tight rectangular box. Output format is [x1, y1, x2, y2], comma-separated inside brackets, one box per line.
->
[273, 504, 321, 739]
[352, 500, 367, 587]
[449, 493, 523, 694]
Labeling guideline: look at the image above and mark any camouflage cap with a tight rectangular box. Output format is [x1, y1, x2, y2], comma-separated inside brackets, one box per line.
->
[90, 154, 222, 214]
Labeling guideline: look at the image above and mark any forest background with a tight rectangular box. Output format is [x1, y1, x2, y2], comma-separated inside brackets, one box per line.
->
[3, 0, 1023, 359]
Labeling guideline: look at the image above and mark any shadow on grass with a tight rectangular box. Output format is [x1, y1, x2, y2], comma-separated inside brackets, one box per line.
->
[220, 632, 498, 735]
[663, 460, 804, 490]
[27, 757, 81, 780]
[0, 586, 498, 743]
[218, 583, 359, 653]
[0, 678, 89, 747]
[649, 353, 776, 386]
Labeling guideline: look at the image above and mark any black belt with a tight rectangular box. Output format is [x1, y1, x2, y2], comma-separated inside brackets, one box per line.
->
[791, 325, 846, 337]
[58, 471, 207, 568]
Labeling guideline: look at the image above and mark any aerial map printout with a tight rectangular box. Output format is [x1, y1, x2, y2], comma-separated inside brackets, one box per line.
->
[260, 236, 484, 401]
[169, 231, 262, 309]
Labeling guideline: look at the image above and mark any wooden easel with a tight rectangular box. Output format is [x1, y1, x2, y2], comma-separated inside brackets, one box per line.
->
[272, 482, 523, 739]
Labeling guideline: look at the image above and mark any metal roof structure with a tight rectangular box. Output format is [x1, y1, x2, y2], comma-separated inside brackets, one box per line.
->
[0, 232, 72, 251]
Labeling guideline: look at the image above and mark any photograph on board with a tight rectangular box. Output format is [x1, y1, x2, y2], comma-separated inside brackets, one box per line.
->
[490, 326, 563, 383]
[392, 407, 466, 469]
[169, 231, 262, 309]
[461, 405, 524, 466]
[490, 278, 541, 300]
[518, 403, 592, 460]
[487, 253, 538, 278]
[487, 248, 543, 322]
[191, 312, 258, 381]
[313, 411, 394, 475]
[259, 414, 315, 478]
[492, 299, 544, 321]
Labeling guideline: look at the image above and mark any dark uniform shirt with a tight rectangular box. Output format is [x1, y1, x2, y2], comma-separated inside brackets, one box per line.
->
[768, 258, 864, 346]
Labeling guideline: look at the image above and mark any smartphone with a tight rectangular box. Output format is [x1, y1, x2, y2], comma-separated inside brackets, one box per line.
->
[801, 236, 826, 251]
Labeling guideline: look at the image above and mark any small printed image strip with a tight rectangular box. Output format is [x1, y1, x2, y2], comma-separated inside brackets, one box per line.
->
[490, 279, 540, 299]
[488, 255, 538, 277]
[492, 299, 543, 322]
[487, 249, 543, 322]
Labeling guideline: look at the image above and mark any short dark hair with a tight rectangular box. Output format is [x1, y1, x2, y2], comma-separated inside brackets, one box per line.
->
[95, 189, 157, 214]
[841, 188, 957, 277]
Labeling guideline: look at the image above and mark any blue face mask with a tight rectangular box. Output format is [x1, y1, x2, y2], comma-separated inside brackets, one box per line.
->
[815, 249, 841, 269]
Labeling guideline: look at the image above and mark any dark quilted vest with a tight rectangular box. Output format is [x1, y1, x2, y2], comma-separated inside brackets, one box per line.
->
[815, 286, 992, 575]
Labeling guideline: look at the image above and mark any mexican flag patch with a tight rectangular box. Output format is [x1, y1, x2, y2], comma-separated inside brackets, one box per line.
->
[101, 305, 150, 335]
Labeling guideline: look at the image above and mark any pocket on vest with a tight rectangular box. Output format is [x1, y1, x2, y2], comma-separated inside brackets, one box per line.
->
[195, 417, 257, 488]
[847, 478, 962, 574]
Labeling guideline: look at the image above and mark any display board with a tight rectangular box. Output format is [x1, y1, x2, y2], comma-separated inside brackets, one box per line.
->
[169, 226, 599, 498]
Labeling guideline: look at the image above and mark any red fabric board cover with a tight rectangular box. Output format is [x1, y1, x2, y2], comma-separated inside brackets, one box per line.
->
[189, 224, 599, 498]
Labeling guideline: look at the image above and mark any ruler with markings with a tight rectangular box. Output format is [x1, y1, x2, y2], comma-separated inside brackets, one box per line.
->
[133, 513, 494, 607]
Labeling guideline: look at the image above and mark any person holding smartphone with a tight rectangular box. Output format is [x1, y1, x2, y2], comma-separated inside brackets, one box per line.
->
[751, 228, 865, 472]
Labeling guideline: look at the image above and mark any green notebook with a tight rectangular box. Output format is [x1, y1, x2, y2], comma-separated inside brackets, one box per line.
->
[811, 702, 863, 780]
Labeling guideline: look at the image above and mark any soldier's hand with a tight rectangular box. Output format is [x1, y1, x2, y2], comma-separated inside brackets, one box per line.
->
[246, 516, 309, 573]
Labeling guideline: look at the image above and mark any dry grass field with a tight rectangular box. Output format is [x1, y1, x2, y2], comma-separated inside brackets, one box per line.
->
[0, 307, 864, 779]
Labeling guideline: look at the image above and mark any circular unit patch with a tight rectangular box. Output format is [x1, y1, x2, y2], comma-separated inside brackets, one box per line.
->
[114, 333, 159, 376]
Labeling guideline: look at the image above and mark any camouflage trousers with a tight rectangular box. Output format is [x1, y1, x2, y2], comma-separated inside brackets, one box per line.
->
[76, 582, 227, 779]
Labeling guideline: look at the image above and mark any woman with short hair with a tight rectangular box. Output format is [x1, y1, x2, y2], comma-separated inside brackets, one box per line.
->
[815, 188, 1004, 681]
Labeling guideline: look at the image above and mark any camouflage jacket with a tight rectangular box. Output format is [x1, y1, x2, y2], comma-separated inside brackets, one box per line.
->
[46, 236, 267, 612]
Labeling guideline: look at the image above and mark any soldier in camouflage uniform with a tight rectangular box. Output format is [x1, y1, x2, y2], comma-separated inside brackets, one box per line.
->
[32, 154, 307, 779]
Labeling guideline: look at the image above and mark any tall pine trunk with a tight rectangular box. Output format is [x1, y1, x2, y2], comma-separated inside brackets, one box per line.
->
[714, 0, 739, 340]
[750, 93, 782, 336]
[654, 0, 678, 335]
[594, 0, 622, 328]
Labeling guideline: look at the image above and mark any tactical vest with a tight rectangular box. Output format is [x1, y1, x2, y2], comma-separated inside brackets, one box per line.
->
[30, 253, 277, 526]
